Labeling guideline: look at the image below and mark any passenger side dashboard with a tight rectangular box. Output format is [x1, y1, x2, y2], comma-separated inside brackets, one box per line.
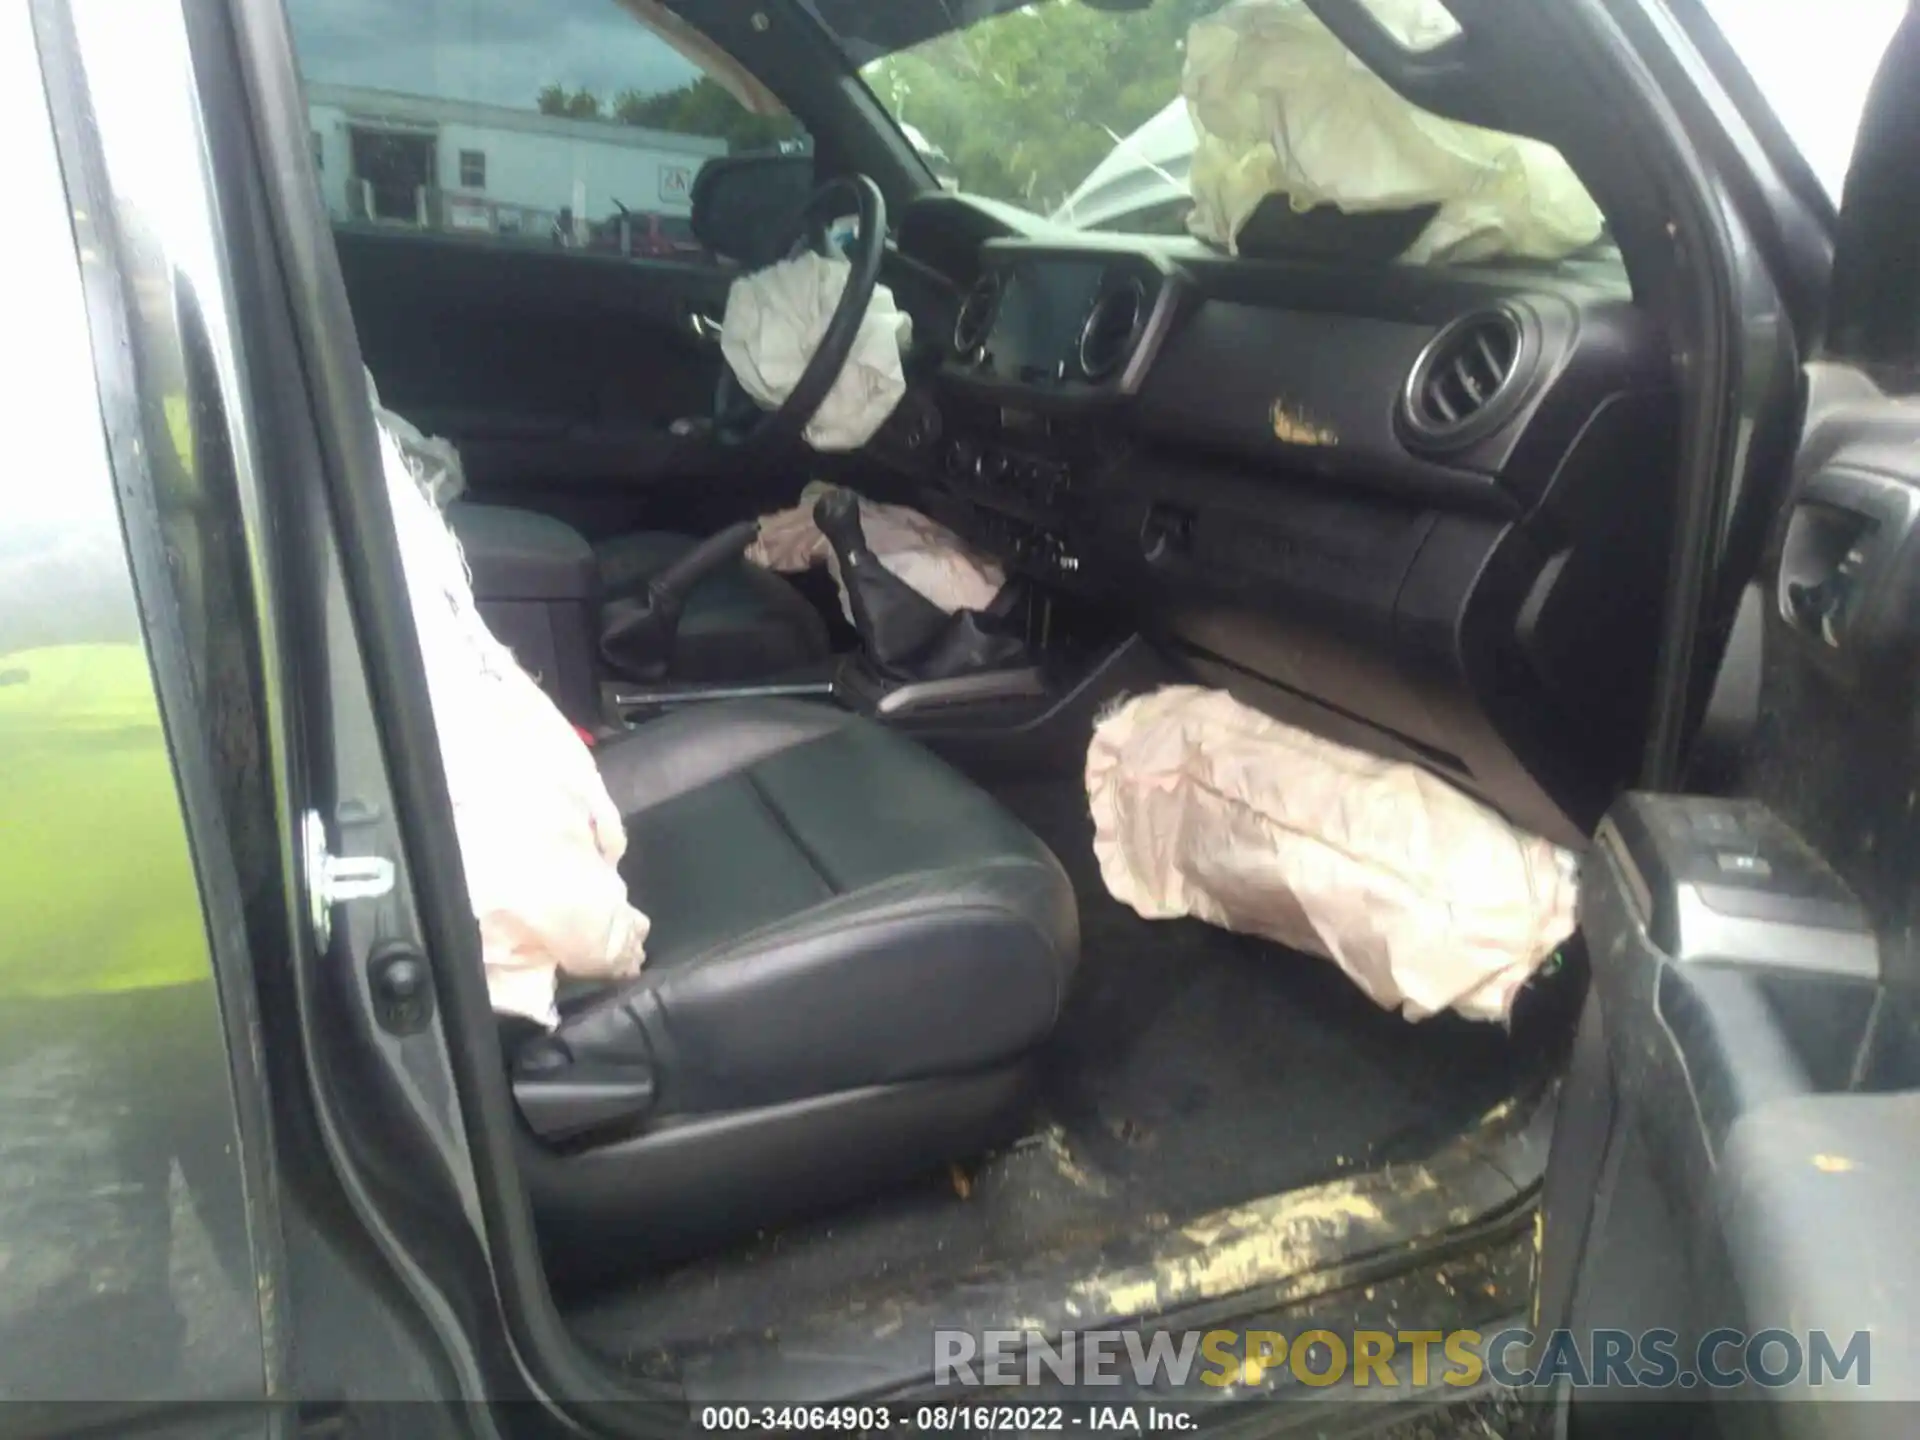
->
[872, 205, 1677, 849]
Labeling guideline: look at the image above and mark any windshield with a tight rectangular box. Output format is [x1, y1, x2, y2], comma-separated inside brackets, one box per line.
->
[819, 0, 1604, 267]
[843, 0, 1217, 230]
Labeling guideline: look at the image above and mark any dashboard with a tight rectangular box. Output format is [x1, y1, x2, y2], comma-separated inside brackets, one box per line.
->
[872, 195, 1677, 848]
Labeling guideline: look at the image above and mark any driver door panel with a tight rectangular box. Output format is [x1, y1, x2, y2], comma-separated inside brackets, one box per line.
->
[339, 229, 737, 535]
[281, 0, 816, 541]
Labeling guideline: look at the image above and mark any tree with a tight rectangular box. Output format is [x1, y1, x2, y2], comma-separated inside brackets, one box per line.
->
[536, 84, 603, 120]
[862, 0, 1218, 214]
[612, 76, 801, 153]
[536, 74, 801, 153]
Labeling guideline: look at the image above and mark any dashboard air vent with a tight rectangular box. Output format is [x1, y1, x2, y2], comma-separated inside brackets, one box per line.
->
[952, 271, 1002, 357]
[1402, 308, 1530, 448]
[1078, 278, 1148, 382]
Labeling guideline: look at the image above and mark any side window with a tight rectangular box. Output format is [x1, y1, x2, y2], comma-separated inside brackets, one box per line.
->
[285, 0, 805, 263]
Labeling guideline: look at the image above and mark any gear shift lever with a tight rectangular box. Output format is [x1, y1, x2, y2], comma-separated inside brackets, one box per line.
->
[813, 490, 950, 672]
[813, 490, 1031, 683]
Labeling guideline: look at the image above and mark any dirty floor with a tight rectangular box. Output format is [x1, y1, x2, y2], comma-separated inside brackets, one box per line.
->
[567, 779, 1569, 1371]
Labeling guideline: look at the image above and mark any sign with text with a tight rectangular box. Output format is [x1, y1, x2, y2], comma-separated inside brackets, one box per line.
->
[659, 163, 694, 206]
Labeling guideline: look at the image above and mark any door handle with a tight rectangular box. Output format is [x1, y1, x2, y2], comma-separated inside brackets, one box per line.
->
[1784, 540, 1868, 648]
[1778, 464, 1920, 667]
[687, 309, 722, 344]
[1140, 503, 1195, 566]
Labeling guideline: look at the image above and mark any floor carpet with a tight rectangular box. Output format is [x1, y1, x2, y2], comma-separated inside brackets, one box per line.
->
[568, 778, 1570, 1375]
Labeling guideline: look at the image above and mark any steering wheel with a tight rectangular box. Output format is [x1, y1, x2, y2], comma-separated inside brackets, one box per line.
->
[713, 174, 888, 449]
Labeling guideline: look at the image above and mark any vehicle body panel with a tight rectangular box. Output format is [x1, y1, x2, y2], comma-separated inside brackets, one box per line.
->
[0, 0, 264, 1411]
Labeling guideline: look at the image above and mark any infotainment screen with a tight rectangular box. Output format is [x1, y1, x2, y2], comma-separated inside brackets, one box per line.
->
[988, 260, 1110, 381]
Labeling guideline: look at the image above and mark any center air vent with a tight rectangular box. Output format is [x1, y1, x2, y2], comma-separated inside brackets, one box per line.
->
[1079, 277, 1148, 382]
[1401, 308, 1531, 449]
[952, 271, 1002, 357]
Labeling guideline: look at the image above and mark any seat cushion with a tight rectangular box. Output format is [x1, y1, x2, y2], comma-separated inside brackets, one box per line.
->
[596, 531, 830, 682]
[546, 700, 1079, 1117]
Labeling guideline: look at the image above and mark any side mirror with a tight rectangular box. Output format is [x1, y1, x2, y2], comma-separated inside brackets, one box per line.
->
[690, 153, 816, 269]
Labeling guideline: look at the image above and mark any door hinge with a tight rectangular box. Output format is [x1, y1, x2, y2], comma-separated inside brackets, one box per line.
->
[303, 809, 395, 950]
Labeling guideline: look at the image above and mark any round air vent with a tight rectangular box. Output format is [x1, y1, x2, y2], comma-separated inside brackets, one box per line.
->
[1401, 307, 1532, 449]
[952, 271, 1002, 358]
[1078, 277, 1148, 382]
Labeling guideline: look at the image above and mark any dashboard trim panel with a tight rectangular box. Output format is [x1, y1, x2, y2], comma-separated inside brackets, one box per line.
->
[873, 198, 1675, 849]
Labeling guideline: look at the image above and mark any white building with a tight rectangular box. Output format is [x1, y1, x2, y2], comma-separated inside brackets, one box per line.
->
[307, 82, 728, 245]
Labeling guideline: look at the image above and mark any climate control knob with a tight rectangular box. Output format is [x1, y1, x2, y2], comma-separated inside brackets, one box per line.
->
[974, 448, 1009, 485]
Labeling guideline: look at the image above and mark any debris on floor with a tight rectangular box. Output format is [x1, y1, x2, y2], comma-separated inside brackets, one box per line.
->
[564, 778, 1568, 1371]
[1363, 1385, 1539, 1440]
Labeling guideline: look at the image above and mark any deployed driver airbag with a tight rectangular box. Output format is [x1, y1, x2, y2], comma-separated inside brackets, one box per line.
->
[720, 251, 911, 451]
[1087, 687, 1577, 1022]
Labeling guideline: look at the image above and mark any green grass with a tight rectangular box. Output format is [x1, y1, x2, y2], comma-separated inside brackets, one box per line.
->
[0, 645, 212, 995]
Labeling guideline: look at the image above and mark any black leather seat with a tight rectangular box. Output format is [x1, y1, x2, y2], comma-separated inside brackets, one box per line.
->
[510, 699, 1079, 1275]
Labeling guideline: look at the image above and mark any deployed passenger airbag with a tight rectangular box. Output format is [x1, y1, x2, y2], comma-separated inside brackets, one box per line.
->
[1087, 687, 1577, 1022]
[1181, 0, 1604, 264]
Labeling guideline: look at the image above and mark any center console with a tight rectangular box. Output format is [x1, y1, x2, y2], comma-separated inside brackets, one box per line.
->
[606, 521, 1122, 741]
[832, 657, 1048, 719]
[902, 392, 1117, 597]
[448, 502, 602, 727]
[603, 472, 1097, 731]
